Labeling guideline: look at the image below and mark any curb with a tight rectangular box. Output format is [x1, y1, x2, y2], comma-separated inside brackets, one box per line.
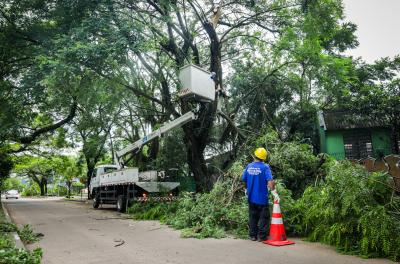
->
[1, 201, 26, 249]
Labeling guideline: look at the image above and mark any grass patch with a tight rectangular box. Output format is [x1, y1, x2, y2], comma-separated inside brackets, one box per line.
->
[0, 203, 43, 263]
[0, 205, 14, 250]
[17, 225, 40, 244]
[0, 222, 17, 233]
[0, 248, 42, 264]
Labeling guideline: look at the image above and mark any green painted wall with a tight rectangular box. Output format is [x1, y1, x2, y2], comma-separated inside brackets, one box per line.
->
[322, 128, 393, 160]
[371, 128, 392, 156]
[326, 131, 345, 159]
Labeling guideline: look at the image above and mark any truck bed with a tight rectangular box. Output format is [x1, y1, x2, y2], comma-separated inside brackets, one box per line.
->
[98, 168, 180, 193]
[100, 167, 139, 186]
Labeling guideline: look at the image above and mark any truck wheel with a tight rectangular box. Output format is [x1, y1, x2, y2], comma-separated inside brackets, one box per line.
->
[117, 195, 126, 213]
[93, 195, 100, 209]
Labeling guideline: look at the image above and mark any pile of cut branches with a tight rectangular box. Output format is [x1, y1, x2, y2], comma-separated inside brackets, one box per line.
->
[288, 162, 400, 261]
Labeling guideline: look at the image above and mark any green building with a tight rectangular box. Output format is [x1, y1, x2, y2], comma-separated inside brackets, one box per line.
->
[318, 110, 398, 160]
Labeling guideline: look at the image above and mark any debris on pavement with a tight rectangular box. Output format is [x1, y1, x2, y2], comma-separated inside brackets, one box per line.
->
[113, 239, 125, 247]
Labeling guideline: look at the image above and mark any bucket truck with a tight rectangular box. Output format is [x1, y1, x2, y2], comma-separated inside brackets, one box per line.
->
[89, 65, 215, 212]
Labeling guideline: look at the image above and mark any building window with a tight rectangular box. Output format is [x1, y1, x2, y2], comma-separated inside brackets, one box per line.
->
[366, 142, 373, 156]
[343, 131, 373, 159]
[344, 144, 354, 159]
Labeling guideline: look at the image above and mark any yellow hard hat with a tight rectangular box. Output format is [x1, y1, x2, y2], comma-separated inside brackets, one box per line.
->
[254, 147, 268, 161]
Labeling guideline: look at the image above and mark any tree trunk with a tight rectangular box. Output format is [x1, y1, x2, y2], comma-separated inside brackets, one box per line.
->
[67, 182, 72, 198]
[39, 182, 45, 196]
[179, 21, 221, 192]
[182, 103, 217, 192]
[183, 132, 209, 191]
[86, 164, 95, 198]
[44, 178, 48, 195]
[149, 138, 159, 160]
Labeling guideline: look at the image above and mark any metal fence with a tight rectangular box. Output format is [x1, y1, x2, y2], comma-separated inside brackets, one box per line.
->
[328, 148, 393, 161]
[326, 153, 400, 191]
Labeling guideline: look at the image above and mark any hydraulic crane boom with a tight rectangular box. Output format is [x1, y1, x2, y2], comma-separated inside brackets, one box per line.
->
[115, 111, 197, 168]
[114, 64, 216, 169]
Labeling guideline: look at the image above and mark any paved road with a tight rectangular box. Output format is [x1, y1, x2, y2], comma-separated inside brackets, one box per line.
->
[3, 198, 391, 264]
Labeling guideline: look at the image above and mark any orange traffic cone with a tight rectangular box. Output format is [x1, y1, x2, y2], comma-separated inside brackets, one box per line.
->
[263, 201, 295, 246]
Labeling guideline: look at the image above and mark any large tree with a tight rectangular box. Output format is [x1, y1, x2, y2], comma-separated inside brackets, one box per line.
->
[4, 0, 389, 193]
[339, 57, 400, 154]
[1, 0, 128, 188]
[72, 79, 124, 190]
[226, 0, 358, 151]
[14, 155, 56, 196]
[0, 145, 13, 196]
[56, 156, 84, 198]
[0, 0, 91, 148]
[95, 0, 305, 190]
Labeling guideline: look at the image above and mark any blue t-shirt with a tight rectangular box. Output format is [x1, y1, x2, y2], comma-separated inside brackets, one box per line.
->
[242, 162, 273, 205]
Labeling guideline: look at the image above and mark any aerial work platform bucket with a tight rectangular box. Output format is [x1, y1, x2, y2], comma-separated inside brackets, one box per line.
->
[178, 64, 215, 102]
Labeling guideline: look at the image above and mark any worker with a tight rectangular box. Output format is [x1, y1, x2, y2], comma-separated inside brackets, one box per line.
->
[242, 147, 280, 241]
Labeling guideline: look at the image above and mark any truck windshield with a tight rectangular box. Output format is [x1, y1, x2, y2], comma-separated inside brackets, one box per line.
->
[104, 167, 117, 173]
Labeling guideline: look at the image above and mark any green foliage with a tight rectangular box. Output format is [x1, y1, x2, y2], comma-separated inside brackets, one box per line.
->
[0, 204, 42, 263]
[339, 57, 400, 145]
[288, 162, 400, 261]
[255, 130, 324, 197]
[54, 156, 85, 197]
[0, 0, 81, 145]
[0, 222, 17, 233]
[0, 235, 13, 250]
[1, 0, 398, 261]
[128, 152, 400, 261]
[128, 161, 248, 238]
[0, 146, 13, 191]
[3, 178, 24, 193]
[17, 225, 40, 245]
[228, 0, 359, 152]
[48, 185, 68, 197]
[13, 155, 56, 196]
[128, 161, 295, 239]
[0, 208, 14, 250]
[0, 248, 42, 264]
[270, 144, 319, 196]
[165, 178, 248, 239]
[154, 131, 187, 174]
[128, 200, 178, 222]
[21, 184, 40, 197]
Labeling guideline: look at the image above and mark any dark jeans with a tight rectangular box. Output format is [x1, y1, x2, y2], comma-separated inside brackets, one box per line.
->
[248, 202, 270, 240]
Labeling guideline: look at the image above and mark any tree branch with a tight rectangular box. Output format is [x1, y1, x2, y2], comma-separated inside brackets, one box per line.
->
[17, 100, 78, 145]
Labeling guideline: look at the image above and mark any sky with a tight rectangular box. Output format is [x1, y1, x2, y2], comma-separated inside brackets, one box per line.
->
[342, 0, 400, 63]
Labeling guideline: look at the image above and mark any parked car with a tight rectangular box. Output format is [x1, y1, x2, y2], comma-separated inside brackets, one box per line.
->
[5, 190, 20, 199]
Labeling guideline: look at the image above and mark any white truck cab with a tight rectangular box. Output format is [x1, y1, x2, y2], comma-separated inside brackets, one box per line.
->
[89, 165, 118, 194]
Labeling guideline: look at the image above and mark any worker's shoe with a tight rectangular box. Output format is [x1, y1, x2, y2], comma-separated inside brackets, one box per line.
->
[257, 237, 266, 242]
[249, 236, 257, 241]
